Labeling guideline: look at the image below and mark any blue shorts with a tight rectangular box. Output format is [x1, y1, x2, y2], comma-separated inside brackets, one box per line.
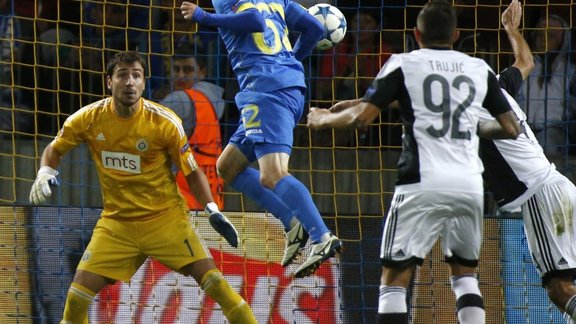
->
[229, 87, 304, 162]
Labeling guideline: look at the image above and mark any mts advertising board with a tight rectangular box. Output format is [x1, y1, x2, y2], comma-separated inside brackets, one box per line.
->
[89, 212, 341, 323]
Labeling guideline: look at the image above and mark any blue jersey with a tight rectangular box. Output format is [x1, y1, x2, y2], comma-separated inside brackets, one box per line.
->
[213, 0, 307, 92]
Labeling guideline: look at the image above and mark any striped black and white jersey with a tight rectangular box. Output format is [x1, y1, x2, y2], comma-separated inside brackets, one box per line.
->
[363, 48, 512, 194]
[479, 67, 556, 211]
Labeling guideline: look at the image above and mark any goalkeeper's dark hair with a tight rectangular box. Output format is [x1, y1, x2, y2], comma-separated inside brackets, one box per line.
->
[173, 43, 209, 71]
[416, 0, 457, 46]
[106, 51, 148, 78]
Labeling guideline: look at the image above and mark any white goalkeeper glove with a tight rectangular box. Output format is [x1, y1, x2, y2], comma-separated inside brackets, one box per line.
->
[205, 202, 239, 248]
[29, 166, 59, 205]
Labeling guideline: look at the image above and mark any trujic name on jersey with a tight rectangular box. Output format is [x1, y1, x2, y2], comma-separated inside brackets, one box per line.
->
[427, 60, 464, 73]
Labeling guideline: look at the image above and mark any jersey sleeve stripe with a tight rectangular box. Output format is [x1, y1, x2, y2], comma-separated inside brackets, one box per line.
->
[187, 154, 198, 171]
[236, 2, 257, 12]
[143, 101, 187, 139]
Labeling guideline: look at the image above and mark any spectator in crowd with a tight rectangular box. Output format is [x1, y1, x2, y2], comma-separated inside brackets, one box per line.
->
[517, 14, 576, 180]
[28, 51, 255, 324]
[0, 0, 19, 99]
[149, 2, 220, 100]
[316, 10, 390, 101]
[35, 23, 80, 134]
[0, 0, 21, 87]
[160, 43, 225, 210]
[7, 1, 82, 135]
[0, 0, 32, 133]
[315, 9, 398, 147]
[12, 1, 56, 110]
[152, 6, 206, 100]
[79, 0, 142, 103]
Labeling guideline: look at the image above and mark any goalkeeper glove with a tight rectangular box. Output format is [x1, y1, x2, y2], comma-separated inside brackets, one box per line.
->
[29, 166, 59, 205]
[205, 202, 239, 248]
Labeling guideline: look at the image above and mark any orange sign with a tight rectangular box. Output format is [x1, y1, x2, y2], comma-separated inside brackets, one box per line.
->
[89, 212, 341, 323]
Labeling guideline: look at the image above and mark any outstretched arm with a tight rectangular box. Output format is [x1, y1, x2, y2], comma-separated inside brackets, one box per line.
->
[307, 101, 381, 130]
[328, 99, 363, 113]
[181, 1, 265, 33]
[502, 0, 534, 79]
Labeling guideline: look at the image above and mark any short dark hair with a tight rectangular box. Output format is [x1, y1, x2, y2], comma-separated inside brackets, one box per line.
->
[106, 51, 147, 78]
[173, 43, 208, 71]
[416, 0, 457, 45]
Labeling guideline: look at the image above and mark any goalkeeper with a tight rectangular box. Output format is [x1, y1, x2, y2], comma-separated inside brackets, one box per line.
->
[29, 51, 256, 324]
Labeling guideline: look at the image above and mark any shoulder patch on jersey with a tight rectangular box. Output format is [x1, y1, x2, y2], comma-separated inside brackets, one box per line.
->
[180, 142, 190, 154]
[365, 87, 376, 98]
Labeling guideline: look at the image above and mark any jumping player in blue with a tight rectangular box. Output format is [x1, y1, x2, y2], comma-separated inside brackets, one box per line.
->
[181, 0, 342, 278]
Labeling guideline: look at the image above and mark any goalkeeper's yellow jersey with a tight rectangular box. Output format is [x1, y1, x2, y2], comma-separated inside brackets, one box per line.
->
[51, 97, 197, 219]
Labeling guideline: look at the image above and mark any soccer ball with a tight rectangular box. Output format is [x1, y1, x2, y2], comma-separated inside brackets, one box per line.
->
[307, 4, 347, 50]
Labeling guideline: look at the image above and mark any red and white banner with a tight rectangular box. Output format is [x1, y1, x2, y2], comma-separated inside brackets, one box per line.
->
[89, 213, 341, 324]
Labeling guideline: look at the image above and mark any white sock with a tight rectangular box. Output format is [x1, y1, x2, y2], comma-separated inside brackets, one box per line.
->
[378, 285, 407, 314]
[451, 274, 485, 324]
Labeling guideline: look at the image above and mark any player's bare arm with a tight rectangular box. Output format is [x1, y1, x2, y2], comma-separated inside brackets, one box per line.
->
[478, 116, 524, 139]
[328, 99, 362, 113]
[307, 102, 380, 130]
[40, 143, 63, 170]
[502, 0, 534, 79]
[185, 169, 214, 207]
[494, 110, 521, 139]
[478, 120, 506, 139]
[185, 168, 239, 248]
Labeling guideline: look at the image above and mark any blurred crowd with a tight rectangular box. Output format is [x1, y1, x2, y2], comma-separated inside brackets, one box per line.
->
[1, 0, 575, 176]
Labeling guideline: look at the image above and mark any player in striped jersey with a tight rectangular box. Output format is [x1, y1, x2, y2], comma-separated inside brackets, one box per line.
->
[307, 1, 520, 323]
[29, 51, 256, 324]
[478, 1, 576, 322]
[181, 0, 342, 278]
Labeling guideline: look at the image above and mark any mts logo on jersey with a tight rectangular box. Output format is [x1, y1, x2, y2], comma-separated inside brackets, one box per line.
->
[101, 151, 141, 174]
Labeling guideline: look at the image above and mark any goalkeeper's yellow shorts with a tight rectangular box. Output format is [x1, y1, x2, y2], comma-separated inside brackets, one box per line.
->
[77, 209, 212, 282]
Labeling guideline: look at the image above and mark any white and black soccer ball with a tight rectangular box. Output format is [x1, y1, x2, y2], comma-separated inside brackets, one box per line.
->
[307, 4, 347, 50]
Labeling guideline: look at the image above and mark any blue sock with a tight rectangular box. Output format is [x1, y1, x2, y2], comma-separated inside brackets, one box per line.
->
[273, 175, 329, 242]
[230, 168, 293, 230]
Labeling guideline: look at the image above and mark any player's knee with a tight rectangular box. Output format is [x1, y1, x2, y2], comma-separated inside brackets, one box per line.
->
[545, 279, 576, 309]
[216, 156, 246, 184]
[260, 171, 290, 190]
[215, 159, 232, 182]
[260, 175, 275, 189]
[62, 282, 96, 324]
